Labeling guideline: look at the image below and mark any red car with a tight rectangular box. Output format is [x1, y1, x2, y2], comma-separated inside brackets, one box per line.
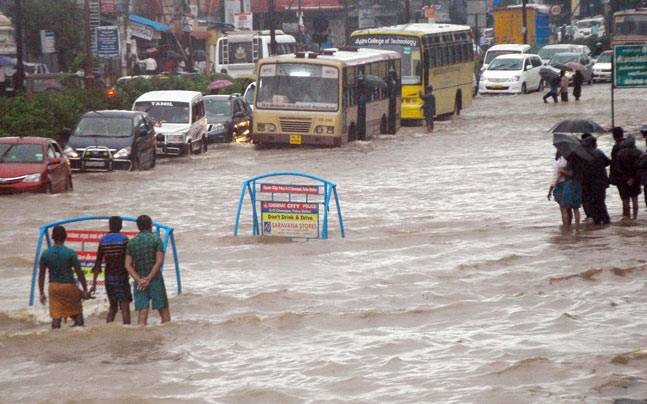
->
[0, 137, 73, 194]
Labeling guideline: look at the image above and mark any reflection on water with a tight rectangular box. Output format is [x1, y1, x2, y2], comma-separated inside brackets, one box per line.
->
[1, 85, 647, 402]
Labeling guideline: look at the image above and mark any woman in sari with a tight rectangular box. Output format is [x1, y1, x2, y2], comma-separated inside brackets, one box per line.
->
[38, 226, 90, 329]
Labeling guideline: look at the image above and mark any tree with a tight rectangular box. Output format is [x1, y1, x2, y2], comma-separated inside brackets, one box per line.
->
[0, 0, 83, 71]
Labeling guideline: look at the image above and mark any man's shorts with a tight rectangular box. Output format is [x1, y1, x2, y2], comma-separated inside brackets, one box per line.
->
[105, 275, 132, 304]
[133, 277, 168, 311]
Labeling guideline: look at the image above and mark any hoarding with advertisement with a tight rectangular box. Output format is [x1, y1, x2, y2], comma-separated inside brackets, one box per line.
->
[261, 201, 319, 238]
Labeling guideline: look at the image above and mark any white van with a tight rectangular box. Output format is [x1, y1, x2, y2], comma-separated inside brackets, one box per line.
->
[481, 44, 532, 72]
[537, 43, 591, 64]
[133, 91, 208, 156]
[212, 30, 297, 78]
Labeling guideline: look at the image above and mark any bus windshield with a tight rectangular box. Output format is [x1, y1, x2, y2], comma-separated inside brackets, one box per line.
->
[256, 63, 339, 111]
[615, 14, 647, 35]
[351, 35, 421, 85]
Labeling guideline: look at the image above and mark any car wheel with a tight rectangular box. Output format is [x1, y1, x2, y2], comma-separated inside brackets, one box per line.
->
[521, 83, 528, 94]
[201, 136, 208, 153]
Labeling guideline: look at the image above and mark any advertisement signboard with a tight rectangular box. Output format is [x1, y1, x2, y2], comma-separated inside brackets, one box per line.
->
[614, 44, 647, 88]
[40, 30, 56, 54]
[261, 201, 320, 238]
[129, 21, 154, 41]
[96, 25, 120, 58]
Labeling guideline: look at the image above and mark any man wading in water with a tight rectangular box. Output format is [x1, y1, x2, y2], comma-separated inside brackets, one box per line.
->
[38, 226, 90, 329]
[419, 86, 436, 132]
[125, 215, 170, 325]
[91, 216, 132, 324]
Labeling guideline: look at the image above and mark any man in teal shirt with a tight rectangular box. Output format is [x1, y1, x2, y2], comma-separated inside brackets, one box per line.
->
[125, 215, 170, 325]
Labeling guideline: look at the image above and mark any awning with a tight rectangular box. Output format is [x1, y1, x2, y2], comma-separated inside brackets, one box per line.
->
[252, 0, 343, 13]
[129, 15, 170, 32]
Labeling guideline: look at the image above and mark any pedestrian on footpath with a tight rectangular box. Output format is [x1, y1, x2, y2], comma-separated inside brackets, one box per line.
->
[38, 226, 90, 329]
[419, 86, 436, 132]
[91, 216, 131, 325]
[559, 70, 569, 102]
[581, 134, 611, 224]
[543, 75, 560, 103]
[125, 215, 170, 325]
[573, 70, 583, 101]
[615, 134, 642, 219]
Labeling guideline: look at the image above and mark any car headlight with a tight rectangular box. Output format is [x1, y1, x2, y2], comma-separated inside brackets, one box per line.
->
[23, 173, 42, 183]
[211, 123, 225, 133]
[509, 75, 520, 82]
[113, 147, 131, 159]
[64, 146, 78, 158]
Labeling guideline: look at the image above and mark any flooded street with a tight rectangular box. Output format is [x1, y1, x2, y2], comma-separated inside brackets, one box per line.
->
[1, 84, 646, 402]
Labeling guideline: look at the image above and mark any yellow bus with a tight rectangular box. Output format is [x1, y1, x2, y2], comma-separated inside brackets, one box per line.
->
[252, 48, 402, 146]
[350, 23, 474, 123]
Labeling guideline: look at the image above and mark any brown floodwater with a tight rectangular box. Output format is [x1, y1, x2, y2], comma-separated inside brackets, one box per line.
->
[1, 84, 646, 402]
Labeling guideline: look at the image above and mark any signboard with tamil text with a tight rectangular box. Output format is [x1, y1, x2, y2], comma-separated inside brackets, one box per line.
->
[614, 44, 647, 88]
[96, 26, 120, 58]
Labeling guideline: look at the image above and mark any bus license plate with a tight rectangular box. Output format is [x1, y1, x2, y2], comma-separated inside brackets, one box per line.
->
[289, 135, 302, 145]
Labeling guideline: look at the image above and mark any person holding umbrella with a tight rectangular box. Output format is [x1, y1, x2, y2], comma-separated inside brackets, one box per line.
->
[616, 134, 643, 219]
[573, 70, 583, 101]
[559, 70, 569, 102]
[541, 68, 560, 103]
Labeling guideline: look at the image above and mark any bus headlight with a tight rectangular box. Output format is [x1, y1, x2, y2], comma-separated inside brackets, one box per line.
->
[315, 125, 335, 134]
[258, 123, 276, 132]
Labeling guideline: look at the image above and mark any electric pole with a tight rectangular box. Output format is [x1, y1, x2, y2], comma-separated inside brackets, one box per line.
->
[84, 0, 94, 89]
[269, 0, 277, 55]
[14, 0, 24, 92]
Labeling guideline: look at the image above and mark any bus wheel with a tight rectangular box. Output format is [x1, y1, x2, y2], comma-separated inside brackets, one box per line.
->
[453, 92, 462, 116]
[349, 123, 357, 142]
[380, 115, 387, 134]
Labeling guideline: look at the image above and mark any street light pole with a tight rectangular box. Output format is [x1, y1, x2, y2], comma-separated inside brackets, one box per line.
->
[14, 0, 24, 92]
[269, 0, 277, 55]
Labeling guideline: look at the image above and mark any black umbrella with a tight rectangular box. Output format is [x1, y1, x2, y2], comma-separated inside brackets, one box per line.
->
[539, 67, 559, 83]
[550, 119, 606, 134]
[553, 132, 593, 161]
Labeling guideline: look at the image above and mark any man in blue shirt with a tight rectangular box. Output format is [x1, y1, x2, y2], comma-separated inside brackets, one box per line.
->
[91, 216, 131, 324]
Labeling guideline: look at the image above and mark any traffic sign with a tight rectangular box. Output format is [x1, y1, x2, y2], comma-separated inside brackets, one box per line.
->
[550, 5, 562, 16]
[614, 44, 647, 88]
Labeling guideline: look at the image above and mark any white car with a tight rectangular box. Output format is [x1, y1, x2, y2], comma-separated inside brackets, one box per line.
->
[592, 50, 612, 82]
[481, 44, 532, 72]
[479, 54, 543, 94]
[575, 16, 605, 39]
[538, 44, 590, 65]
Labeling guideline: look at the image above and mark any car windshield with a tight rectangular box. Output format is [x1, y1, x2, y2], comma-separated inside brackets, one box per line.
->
[488, 58, 523, 71]
[133, 101, 190, 124]
[74, 117, 133, 137]
[596, 52, 612, 63]
[550, 53, 578, 65]
[485, 50, 521, 64]
[0, 143, 44, 163]
[204, 98, 231, 120]
[539, 47, 571, 60]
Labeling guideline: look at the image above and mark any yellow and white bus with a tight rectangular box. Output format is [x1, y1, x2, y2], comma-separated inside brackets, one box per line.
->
[252, 48, 401, 146]
[351, 23, 474, 123]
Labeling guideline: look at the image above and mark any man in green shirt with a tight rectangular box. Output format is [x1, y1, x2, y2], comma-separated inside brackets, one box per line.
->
[125, 215, 170, 325]
[38, 225, 90, 329]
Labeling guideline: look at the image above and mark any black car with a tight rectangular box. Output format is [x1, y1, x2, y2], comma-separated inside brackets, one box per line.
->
[64, 110, 156, 171]
[204, 94, 253, 143]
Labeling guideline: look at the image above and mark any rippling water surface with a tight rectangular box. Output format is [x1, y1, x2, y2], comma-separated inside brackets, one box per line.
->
[1, 85, 646, 403]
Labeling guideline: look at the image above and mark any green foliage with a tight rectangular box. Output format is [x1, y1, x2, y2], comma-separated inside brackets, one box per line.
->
[0, 74, 252, 141]
[1, 0, 82, 71]
[573, 34, 611, 56]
